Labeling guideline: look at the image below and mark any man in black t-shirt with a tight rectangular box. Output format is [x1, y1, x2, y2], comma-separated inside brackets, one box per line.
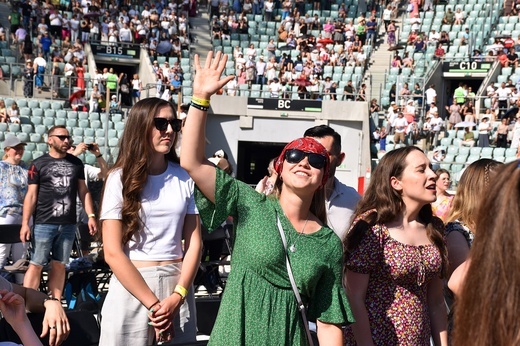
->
[21, 126, 97, 300]
[507, 48, 519, 69]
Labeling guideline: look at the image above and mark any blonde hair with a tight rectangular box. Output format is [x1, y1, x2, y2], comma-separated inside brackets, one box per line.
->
[446, 159, 502, 231]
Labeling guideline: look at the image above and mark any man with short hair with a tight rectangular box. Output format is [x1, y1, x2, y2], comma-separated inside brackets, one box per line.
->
[21, 126, 97, 300]
[304, 125, 361, 240]
[342, 80, 356, 100]
[393, 112, 408, 144]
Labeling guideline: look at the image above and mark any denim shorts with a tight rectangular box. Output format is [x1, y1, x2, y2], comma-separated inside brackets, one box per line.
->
[30, 223, 76, 266]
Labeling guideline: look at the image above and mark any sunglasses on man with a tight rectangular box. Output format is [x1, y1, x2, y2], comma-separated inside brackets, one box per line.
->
[154, 118, 183, 132]
[50, 135, 72, 141]
[284, 149, 327, 169]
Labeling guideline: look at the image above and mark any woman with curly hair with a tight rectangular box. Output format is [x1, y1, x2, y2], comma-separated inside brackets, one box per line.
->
[99, 98, 201, 345]
[344, 146, 448, 345]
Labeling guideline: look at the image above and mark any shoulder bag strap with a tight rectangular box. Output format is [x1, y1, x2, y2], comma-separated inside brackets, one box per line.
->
[276, 212, 315, 346]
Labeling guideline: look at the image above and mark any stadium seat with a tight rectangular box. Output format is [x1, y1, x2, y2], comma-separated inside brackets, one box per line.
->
[447, 146, 458, 155]
[459, 147, 471, 156]
[506, 148, 518, 157]
[8, 123, 20, 133]
[39, 101, 50, 110]
[469, 147, 481, 156]
[32, 151, 44, 160]
[32, 108, 43, 117]
[29, 133, 42, 143]
[493, 147, 506, 159]
[25, 142, 36, 151]
[56, 110, 67, 119]
[481, 147, 493, 158]
[84, 128, 95, 137]
[22, 151, 33, 162]
[36, 143, 48, 152]
[55, 118, 66, 126]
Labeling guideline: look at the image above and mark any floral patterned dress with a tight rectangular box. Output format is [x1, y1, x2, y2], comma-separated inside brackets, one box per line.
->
[345, 210, 443, 345]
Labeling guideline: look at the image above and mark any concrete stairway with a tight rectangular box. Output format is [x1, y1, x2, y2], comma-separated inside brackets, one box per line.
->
[367, 24, 395, 102]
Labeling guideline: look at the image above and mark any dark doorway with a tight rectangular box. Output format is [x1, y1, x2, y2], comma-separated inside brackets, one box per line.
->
[236, 141, 287, 185]
[95, 62, 139, 107]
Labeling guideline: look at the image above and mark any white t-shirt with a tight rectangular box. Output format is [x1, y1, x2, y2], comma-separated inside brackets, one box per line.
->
[392, 117, 408, 133]
[496, 87, 511, 100]
[100, 162, 198, 261]
[425, 87, 437, 104]
[430, 116, 443, 132]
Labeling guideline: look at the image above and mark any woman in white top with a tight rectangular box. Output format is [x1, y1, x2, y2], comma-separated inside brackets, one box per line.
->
[131, 74, 142, 105]
[99, 98, 201, 345]
[478, 116, 491, 147]
[7, 102, 20, 124]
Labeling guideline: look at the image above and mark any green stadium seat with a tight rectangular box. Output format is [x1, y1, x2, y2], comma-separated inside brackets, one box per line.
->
[32, 151, 44, 160]
[22, 151, 33, 162]
[72, 127, 84, 136]
[481, 147, 493, 158]
[91, 120, 101, 129]
[72, 136, 83, 144]
[34, 125, 47, 135]
[108, 138, 119, 147]
[505, 148, 517, 157]
[29, 133, 42, 143]
[20, 107, 31, 116]
[25, 142, 36, 151]
[39, 101, 50, 110]
[36, 143, 48, 152]
[67, 119, 77, 127]
[51, 102, 63, 110]
[8, 123, 20, 133]
[84, 128, 95, 137]
[88, 112, 99, 121]
[17, 132, 29, 142]
[469, 147, 481, 155]
[466, 155, 479, 164]
[56, 110, 67, 119]
[21, 124, 33, 133]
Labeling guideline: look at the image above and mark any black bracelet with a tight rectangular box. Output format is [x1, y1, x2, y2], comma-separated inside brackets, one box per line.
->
[147, 299, 161, 311]
[96, 154, 102, 158]
[190, 101, 209, 112]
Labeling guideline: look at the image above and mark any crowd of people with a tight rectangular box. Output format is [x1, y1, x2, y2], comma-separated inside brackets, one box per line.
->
[208, 0, 392, 100]
[1, 48, 520, 345]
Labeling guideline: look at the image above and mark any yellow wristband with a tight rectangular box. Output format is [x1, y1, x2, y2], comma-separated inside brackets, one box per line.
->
[174, 284, 188, 298]
[191, 96, 210, 107]
[88, 214, 96, 218]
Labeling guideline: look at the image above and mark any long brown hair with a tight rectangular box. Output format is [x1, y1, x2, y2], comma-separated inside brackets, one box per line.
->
[453, 160, 519, 346]
[446, 159, 502, 232]
[344, 146, 447, 277]
[100, 98, 179, 245]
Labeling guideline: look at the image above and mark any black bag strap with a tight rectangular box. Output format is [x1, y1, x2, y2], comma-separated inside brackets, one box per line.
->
[276, 212, 315, 346]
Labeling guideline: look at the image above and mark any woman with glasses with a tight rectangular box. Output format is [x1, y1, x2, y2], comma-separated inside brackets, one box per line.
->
[344, 146, 448, 345]
[0, 136, 28, 275]
[180, 51, 353, 345]
[99, 98, 201, 345]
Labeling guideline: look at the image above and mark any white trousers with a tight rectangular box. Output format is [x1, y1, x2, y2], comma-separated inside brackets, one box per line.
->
[99, 263, 197, 346]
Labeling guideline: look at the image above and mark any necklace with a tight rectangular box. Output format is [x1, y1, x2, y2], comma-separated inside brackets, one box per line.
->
[289, 215, 309, 253]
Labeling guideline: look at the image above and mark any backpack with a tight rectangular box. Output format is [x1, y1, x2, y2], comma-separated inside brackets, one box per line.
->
[64, 272, 101, 313]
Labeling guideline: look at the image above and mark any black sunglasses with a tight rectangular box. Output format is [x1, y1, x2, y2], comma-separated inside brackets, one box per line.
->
[51, 135, 72, 141]
[154, 118, 182, 132]
[284, 149, 327, 169]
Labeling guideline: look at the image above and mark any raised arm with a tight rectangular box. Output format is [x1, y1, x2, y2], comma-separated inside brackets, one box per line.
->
[180, 51, 234, 203]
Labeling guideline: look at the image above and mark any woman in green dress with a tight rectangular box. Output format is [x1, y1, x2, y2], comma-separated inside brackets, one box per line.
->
[180, 51, 353, 345]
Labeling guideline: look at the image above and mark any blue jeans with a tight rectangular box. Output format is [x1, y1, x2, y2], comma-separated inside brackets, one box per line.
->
[30, 223, 76, 266]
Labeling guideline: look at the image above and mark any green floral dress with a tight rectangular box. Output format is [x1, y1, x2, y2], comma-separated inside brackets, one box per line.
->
[195, 169, 354, 345]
